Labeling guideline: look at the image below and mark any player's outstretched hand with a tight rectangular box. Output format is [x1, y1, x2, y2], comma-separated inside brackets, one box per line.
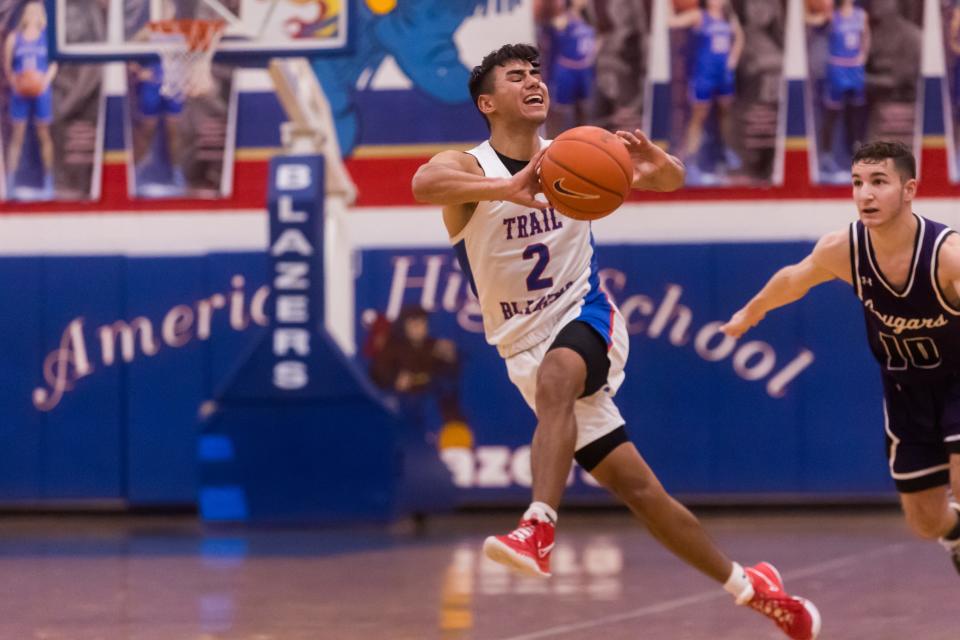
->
[615, 129, 684, 191]
[502, 147, 548, 209]
[720, 307, 764, 339]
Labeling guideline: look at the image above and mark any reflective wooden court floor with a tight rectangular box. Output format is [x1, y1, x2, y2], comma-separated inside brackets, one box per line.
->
[0, 508, 956, 640]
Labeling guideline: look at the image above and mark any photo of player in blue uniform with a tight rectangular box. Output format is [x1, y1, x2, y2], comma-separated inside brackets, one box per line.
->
[2, 1, 57, 199]
[669, 0, 744, 185]
[545, 0, 596, 135]
[122, 0, 232, 199]
[129, 58, 187, 195]
[536, 0, 651, 136]
[807, 0, 870, 182]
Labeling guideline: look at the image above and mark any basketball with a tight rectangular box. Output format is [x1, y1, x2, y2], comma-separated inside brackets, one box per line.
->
[13, 69, 46, 98]
[672, 0, 699, 12]
[539, 126, 633, 221]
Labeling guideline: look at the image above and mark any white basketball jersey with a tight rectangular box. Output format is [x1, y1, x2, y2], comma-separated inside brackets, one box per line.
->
[451, 139, 600, 358]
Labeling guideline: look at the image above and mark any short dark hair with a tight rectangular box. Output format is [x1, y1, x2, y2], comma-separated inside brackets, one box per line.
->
[851, 140, 916, 180]
[468, 43, 540, 126]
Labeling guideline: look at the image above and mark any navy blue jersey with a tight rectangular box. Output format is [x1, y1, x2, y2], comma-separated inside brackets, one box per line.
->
[850, 215, 960, 382]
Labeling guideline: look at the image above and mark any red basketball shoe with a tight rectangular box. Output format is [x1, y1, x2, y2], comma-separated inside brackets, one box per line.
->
[482, 518, 555, 578]
[742, 562, 821, 640]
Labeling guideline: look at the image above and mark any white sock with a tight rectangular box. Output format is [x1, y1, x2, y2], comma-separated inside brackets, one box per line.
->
[940, 502, 960, 550]
[723, 562, 754, 604]
[946, 503, 960, 538]
[523, 501, 557, 524]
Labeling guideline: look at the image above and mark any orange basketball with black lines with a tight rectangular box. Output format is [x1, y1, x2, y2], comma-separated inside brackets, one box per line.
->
[539, 126, 633, 221]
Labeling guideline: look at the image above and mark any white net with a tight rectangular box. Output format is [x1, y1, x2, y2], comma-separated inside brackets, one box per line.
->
[148, 20, 225, 100]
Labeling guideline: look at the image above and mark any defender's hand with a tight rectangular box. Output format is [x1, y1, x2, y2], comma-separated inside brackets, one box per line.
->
[720, 307, 764, 339]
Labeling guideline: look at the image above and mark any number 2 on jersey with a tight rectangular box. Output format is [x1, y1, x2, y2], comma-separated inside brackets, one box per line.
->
[523, 243, 554, 291]
[878, 332, 941, 370]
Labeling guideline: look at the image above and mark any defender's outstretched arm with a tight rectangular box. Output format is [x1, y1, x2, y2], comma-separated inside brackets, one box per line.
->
[721, 229, 850, 338]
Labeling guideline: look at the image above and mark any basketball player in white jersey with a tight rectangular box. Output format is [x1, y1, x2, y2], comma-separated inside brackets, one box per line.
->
[411, 44, 819, 639]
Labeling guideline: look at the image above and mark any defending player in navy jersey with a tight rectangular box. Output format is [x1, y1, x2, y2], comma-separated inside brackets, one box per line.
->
[722, 141, 960, 577]
[412, 43, 820, 639]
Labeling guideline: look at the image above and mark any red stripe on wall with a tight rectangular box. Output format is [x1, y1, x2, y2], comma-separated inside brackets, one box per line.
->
[1, 148, 958, 215]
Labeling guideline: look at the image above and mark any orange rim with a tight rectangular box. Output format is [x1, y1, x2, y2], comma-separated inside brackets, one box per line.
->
[147, 19, 225, 51]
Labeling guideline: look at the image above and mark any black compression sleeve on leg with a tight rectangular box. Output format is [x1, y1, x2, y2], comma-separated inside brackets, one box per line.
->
[574, 426, 629, 472]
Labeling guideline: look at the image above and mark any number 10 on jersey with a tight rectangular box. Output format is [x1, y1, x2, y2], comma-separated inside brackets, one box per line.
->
[878, 333, 941, 370]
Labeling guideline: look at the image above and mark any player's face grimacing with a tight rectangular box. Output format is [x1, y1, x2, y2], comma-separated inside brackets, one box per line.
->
[490, 60, 549, 125]
[851, 159, 915, 228]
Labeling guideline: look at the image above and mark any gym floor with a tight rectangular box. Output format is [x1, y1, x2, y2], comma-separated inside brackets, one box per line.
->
[0, 508, 954, 640]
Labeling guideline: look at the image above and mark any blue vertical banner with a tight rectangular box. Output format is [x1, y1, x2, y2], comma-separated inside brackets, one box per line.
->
[266, 155, 326, 396]
[213, 154, 374, 401]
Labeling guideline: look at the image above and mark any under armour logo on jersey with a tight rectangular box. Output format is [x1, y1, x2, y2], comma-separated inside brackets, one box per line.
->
[552, 178, 599, 200]
[860, 276, 873, 287]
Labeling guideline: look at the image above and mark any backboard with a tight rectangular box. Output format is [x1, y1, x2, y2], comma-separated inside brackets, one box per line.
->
[47, 0, 349, 61]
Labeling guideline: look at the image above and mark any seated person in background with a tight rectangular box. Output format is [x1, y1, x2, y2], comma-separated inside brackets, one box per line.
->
[369, 306, 466, 431]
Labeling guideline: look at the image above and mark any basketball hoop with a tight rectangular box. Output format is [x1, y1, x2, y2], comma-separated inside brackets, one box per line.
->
[147, 19, 225, 100]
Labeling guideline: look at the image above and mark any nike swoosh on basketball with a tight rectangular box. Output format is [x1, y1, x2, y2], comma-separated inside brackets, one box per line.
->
[538, 543, 555, 558]
[552, 178, 600, 200]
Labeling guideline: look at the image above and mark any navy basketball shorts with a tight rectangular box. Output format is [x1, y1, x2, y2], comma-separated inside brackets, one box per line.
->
[881, 373, 960, 493]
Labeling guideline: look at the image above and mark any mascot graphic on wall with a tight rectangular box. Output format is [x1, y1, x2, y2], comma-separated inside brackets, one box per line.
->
[310, 0, 525, 157]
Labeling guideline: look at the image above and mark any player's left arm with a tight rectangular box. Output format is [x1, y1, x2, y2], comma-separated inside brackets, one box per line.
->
[668, 8, 702, 29]
[44, 62, 59, 88]
[858, 17, 871, 66]
[728, 13, 745, 70]
[937, 233, 960, 303]
[615, 129, 685, 192]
